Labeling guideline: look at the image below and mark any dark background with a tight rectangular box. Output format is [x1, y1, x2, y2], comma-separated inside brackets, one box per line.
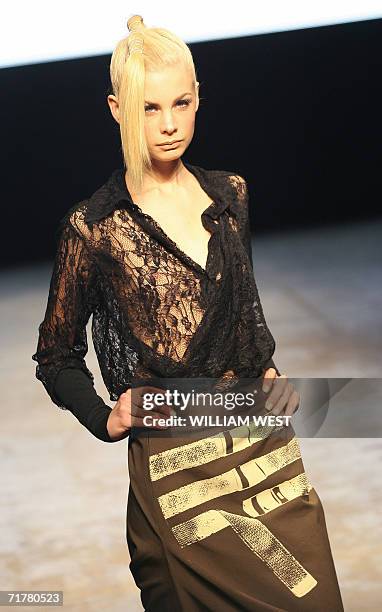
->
[1, 17, 381, 268]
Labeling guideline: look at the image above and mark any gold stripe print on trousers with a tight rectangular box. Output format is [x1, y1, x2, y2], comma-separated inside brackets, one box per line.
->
[148, 421, 317, 599]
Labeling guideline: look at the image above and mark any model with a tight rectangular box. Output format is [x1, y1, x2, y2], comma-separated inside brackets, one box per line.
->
[32, 14, 344, 611]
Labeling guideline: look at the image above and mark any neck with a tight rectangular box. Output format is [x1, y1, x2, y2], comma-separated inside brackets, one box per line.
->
[125, 158, 188, 197]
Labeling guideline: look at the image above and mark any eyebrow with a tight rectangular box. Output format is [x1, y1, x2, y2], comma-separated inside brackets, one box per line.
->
[144, 92, 192, 104]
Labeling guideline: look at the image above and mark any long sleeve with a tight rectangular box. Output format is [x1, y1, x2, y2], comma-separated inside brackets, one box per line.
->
[32, 220, 116, 442]
[230, 174, 281, 377]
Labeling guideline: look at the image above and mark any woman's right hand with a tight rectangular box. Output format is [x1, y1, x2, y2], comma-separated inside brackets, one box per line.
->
[106, 385, 173, 441]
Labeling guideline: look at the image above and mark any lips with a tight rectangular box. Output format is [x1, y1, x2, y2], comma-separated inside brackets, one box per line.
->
[158, 140, 181, 146]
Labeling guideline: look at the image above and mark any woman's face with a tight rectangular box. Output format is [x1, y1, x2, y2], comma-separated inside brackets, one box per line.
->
[143, 64, 199, 162]
[108, 62, 199, 164]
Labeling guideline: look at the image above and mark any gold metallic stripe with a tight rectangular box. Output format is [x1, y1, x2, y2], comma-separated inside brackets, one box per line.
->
[149, 421, 283, 482]
[243, 471, 312, 518]
[172, 472, 312, 546]
[171, 473, 316, 598]
[221, 511, 317, 597]
[158, 436, 301, 519]
[172, 509, 228, 547]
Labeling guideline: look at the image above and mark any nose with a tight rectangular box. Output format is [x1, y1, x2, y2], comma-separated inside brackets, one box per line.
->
[160, 109, 177, 135]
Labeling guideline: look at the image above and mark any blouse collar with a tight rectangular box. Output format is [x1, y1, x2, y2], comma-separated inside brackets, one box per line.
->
[84, 162, 234, 228]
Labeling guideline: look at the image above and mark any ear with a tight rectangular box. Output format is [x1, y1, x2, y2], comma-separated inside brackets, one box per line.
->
[195, 81, 200, 112]
[107, 94, 120, 125]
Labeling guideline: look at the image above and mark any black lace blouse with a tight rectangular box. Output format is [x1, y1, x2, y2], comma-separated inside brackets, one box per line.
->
[32, 162, 280, 442]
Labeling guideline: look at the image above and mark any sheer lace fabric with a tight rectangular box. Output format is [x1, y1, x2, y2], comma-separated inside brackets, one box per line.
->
[32, 163, 277, 409]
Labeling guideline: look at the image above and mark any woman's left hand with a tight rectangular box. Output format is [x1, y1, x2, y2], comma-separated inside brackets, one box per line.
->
[262, 368, 300, 416]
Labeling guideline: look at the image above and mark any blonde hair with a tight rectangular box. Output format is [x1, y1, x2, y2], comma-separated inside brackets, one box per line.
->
[109, 14, 199, 193]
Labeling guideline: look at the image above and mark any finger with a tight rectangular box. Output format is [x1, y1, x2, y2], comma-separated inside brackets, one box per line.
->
[284, 391, 300, 417]
[130, 411, 170, 429]
[131, 404, 172, 421]
[130, 405, 152, 419]
[134, 387, 172, 415]
[139, 385, 168, 396]
[262, 368, 277, 392]
[144, 410, 171, 429]
[265, 375, 288, 412]
[136, 401, 172, 416]
[272, 382, 295, 416]
[133, 385, 168, 403]
[130, 417, 169, 429]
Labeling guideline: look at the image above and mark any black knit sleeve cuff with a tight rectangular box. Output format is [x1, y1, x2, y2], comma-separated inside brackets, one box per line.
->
[53, 367, 118, 443]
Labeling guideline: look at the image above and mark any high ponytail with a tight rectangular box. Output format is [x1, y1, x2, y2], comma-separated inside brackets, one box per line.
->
[109, 14, 199, 193]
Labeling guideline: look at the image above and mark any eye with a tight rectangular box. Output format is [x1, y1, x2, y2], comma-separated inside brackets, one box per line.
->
[177, 98, 192, 108]
[144, 98, 192, 113]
